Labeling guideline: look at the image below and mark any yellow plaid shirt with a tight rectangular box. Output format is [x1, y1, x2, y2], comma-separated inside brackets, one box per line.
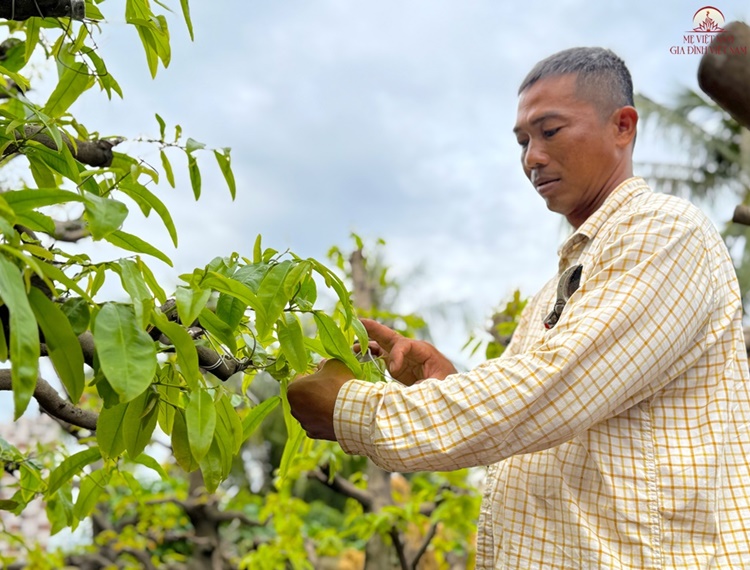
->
[334, 177, 750, 569]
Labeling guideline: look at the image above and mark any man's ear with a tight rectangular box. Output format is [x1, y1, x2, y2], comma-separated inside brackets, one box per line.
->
[613, 106, 638, 148]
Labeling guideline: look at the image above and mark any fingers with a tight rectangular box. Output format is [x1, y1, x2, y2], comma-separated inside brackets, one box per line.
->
[360, 318, 401, 352]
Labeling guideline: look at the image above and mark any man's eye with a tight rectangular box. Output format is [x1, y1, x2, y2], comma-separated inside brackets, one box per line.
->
[517, 139, 529, 148]
[543, 127, 561, 138]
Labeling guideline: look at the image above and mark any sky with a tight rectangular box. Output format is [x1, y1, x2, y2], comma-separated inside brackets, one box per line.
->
[1, 0, 749, 418]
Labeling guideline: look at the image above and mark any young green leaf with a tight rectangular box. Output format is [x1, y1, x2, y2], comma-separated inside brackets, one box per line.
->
[198, 308, 237, 355]
[0, 256, 40, 418]
[277, 314, 308, 373]
[188, 153, 201, 200]
[179, 0, 194, 40]
[93, 303, 157, 403]
[118, 259, 153, 330]
[43, 61, 94, 118]
[46, 447, 102, 496]
[28, 288, 85, 404]
[186, 389, 216, 463]
[241, 396, 281, 442]
[105, 230, 173, 266]
[313, 312, 362, 375]
[216, 394, 243, 455]
[151, 310, 201, 391]
[175, 286, 211, 327]
[160, 150, 175, 187]
[172, 409, 199, 472]
[198, 439, 223, 493]
[73, 468, 110, 521]
[214, 148, 236, 199]
[2, 188, 84, 212]
[96, 403, 128, 460]
[82, 193, 128, 240]
[123, 390, 159, 458]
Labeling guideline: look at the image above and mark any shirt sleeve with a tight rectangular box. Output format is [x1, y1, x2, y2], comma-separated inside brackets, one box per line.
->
[333, 210, 716, 472]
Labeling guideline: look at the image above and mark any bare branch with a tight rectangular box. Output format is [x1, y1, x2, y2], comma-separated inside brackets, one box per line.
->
[390, 527, 409, 570]
[733, 205, 750, 226]
[54, 218, 90, 242]
[0, 0, 85, 21]
[309, 466, 374, 511]
[0, 371, 98, 430]
[410, 522, 439, 570]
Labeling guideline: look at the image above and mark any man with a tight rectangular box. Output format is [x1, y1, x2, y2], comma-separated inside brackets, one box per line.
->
[288, 47, 750, 568]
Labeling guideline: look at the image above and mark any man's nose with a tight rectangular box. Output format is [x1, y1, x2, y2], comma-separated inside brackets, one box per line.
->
[523, 139, 549, 170]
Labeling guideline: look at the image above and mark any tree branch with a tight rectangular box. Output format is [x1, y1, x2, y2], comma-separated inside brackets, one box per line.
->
[390, 527, 409, 570]
[733, 204, 750, 226]
[4, 126, 123, 168]
[410, 522, 438, 570]
[0, 0, 85, 21]
[0, 371, 98, 430]
[53, 218, 90, 242]
[309, 466, 374, 511]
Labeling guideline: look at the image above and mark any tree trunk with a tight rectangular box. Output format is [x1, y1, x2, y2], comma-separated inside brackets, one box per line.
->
[698, 21, 750, 130]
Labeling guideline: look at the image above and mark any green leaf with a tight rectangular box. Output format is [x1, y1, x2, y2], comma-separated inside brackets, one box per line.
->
[131, 453, 168, 479]
[2, 188, 83, 212]
[105, 230, 173, 266]
[28, 288, 85, 404]
[241, 396, 280, 442]
[16, 211, 56, 235]
[151, 310, 201, 390]
[313, 312, 361, 375]
[216, 394, 243, 455]
[175, 286, 211, 327]
[179, 0, 194, 40]
[123, 390, 159, 458]
[253, 235, 262, 264]
[199, 439, 223, 493]
[83, 194, 128, 240]
[0, 499, 20, 511]
[138, 259, 167, 304]
[172, 409, 199, 472]
[257, 260, 309, 338]
[198, 308, 237, 355]
[160, 150, 175, 188]
[25, 17, 40, 62]
[277, 314, 308, 373]
[0, 256, 40, 418]
[47, 447, 102, 496]
[186, 389, 216, 462]
[186, 137, 205, 152]
[188, 153, 201, 199]
[214, 149, 236, 199]
[117, 259, 153, 330]
[96, 403, 127, 460]
[73, 468, 109, 521]
[46, 485, 73, 536]
[201, 271, 266, 331]
[155, 113, 166, 139]
[60, 298, 90, 336]
[93, 303, 157, 403]
[27, 153, 58, 188]
[118, 180, 178, 246]
[43, 61, 94, 118]
[0, 317, 7, 361]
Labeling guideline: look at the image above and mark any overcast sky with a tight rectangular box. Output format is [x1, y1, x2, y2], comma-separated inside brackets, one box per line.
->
[2, 0, 749, 419]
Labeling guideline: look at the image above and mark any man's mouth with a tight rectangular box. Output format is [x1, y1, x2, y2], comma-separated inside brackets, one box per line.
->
[534, 178, 561, 193]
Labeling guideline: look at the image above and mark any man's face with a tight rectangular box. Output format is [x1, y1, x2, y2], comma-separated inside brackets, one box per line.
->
[514, 74, 621, 228]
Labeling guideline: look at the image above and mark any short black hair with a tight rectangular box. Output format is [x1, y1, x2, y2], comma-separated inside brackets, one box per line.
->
[518, 47, 634, 118]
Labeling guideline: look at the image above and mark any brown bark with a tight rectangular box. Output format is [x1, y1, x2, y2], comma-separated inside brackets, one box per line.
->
[698, 21, 750, 130]
[0, 0, 85, 21]
[0, 371, 98, 430]
[4, 126, 122, 168]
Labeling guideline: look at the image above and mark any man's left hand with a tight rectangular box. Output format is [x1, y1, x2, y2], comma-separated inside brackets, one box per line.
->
[287, 359, 355, 440]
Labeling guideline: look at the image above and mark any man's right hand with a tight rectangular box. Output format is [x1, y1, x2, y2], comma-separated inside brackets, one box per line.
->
[360, 318, 457, 386]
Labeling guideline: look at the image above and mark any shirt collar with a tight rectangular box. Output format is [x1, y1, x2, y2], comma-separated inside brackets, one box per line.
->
[555, 177, 650, 272]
